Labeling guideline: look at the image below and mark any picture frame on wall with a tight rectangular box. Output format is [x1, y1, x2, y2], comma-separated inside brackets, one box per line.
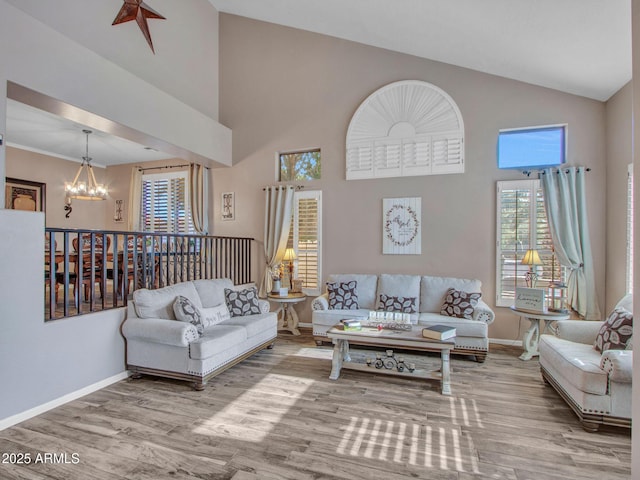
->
[222, 192, 235, 221]
[382, 197, 421, 254]
[5, 177, 46, 213]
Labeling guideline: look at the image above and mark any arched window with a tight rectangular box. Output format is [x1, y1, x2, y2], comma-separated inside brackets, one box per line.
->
[346, 80, 464, 180]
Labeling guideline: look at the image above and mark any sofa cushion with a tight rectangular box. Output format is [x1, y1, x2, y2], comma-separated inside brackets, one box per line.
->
[327, 280, 359, 309]
[225, 287, 261, 317]
[173, 295, 205, 336]
[378, 294, 417, 313]
[539, 334, 608, 395]
[189, 325, 248, 360]
[377, 275, 421, 310]
[222, 313, 277, 338]
[327, 274, 378, 310]
[420, 276, 481, 313]
[594, 308, 633, 353]
[193, 278, 235, 308]
[133, 282, 202, 320]
[440, 288, 481, 320]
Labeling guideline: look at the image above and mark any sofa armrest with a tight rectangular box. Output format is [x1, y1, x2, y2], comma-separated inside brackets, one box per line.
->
[600, 350, 633, 383]
[258, 299, 270, 314]
[473, 299, 495, 324]
[312, 293, 329, 311]
[556, 320, 603, 345]
[122, 317, 199, 347]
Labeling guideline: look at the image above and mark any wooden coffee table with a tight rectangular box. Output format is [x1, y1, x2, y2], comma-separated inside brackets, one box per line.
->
[326, 325, 455, 395]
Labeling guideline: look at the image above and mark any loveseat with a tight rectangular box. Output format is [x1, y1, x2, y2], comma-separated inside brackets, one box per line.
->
[539, 294, 633, 432]
[121, 279, 277, 390]
[312, 274, 495, 362]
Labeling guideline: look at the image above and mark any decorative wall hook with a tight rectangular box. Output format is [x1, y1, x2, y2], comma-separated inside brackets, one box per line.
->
[64, 197, 72, 218]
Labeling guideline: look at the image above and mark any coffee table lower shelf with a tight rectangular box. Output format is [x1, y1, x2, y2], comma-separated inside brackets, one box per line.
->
[327, 326, 454, 396]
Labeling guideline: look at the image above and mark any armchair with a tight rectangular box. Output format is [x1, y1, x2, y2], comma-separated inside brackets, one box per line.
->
[539, 295, 633, 432]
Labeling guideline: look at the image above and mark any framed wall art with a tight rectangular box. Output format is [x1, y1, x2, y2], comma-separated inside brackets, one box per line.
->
[222, 192, 235, 221]
[5, 177, 46, 212]
[383, 197, 421, 254]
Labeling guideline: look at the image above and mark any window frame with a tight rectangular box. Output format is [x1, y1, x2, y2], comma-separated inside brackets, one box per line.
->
[289, 189, 322, 296]
[140, 170, 194, 234]
[276, 148, 321, 182]
[495, 179, 563, 307]
[497, 124, 567, 170]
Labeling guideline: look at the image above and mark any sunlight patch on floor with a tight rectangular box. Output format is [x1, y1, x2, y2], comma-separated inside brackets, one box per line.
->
[336, 416, 480, 474]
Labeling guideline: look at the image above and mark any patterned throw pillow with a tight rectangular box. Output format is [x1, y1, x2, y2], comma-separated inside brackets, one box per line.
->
[378, 294, 417, 313]
[225, 287, 261, 317]
[327, 281, 359, 310]
[594, 308, 633, 353]
[440, 288, 481, 319]
[173, 295, 204, 336]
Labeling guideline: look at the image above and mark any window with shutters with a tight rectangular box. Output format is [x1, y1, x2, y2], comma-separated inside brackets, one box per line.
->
[286, 190, 322, 295]
[140, 172, 194, 234]
[496, 179, 564, 306]
[627, 164, 634, 294]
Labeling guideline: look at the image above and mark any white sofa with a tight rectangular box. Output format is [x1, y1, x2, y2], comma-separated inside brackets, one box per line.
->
[539, 295, 633, 432]
[312, 274, 495, 362]
[121, 279, 277, 390]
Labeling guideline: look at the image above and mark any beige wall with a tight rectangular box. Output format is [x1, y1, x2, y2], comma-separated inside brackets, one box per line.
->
[605, 82, 633, 312]
[6, 146, 107, 229]
[216, 14, 609, 339]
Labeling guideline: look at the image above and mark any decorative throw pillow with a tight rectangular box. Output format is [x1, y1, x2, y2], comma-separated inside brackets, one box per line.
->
[594, 308, 633, 353]
[378, 294, 417, 313]
[440, 288, 481, 319]
[327, 281, 359, 310]
[173, 295, 204, 336]
[225, 287, 261, 317]
[200, 304, 231, 331]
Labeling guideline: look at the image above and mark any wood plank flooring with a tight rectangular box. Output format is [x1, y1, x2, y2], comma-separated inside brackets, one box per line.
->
[0, 331, 631, 479]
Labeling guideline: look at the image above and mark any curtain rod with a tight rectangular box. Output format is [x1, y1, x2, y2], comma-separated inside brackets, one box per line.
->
[262, 185, 305, 191]
[522, 167, 592, 177]
[138, 163, 210, 172]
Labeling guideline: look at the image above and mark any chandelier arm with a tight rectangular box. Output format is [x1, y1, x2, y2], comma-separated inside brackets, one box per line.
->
[88, 164, 98, 189]
[70, 163, 85, 187]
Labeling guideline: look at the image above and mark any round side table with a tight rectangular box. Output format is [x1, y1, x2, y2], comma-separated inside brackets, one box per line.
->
[509, 306, 569, 360]
[268, 292, 306, 335]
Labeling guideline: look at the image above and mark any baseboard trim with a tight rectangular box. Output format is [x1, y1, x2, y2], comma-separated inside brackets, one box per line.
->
[0, 371, 130, 431]
[489, 338, 523, 347]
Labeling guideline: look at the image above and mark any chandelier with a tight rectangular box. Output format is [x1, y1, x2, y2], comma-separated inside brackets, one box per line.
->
[65, 129, 108, 200]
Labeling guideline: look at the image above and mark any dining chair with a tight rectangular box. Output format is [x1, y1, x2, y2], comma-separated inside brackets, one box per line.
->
[71, 233, 112, 302]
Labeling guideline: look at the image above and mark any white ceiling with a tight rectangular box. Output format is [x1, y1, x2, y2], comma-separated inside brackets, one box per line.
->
[208, 0, 632, 102]
[6, 100, 174, 168]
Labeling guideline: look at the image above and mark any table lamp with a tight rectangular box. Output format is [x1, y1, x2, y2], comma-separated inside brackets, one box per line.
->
[521, 249, 543, 288]
[283, 248, 297, 289]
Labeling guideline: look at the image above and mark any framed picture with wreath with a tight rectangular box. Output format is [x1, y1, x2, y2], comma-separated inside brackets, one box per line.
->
[5, 177, 46, 213]
[382, 197, 421, 254]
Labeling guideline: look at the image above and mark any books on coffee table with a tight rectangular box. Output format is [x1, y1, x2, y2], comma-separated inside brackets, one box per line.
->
[422, 325, 456, 341]
[341, 318, 362, 331]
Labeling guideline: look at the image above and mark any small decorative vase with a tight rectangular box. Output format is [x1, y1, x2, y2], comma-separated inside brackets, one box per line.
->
[271, 279, 281, 293]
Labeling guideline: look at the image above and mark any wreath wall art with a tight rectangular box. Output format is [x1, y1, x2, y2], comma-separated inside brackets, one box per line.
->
[383, 197, 421, 255]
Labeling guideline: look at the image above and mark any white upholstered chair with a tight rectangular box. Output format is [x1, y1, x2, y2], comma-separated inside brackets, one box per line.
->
[539, 294, 633, 432]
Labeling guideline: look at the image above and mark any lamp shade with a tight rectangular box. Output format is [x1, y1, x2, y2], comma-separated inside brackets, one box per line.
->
[521, 249, 543, 266]
[284, 248, 297, 262]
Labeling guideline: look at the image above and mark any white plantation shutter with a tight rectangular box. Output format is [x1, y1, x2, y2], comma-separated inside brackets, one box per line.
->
[141, 172, 194, 233]
[287, 190, 322, 295]
[496, 179, 563, 306]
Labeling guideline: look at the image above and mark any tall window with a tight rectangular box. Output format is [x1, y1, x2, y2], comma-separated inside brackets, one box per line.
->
[141, 172, 194, 233]
[627, 164, 634, 294]
[496, 179, 563, 306]
[279, 149, 321, 181]
[287, 190, 322, 295]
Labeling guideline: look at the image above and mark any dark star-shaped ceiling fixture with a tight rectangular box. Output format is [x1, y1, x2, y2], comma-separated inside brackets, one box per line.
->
[112, 0, 166, 54]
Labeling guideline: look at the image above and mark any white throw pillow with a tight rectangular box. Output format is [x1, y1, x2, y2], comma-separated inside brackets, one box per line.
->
[200, 304, 231, 331]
